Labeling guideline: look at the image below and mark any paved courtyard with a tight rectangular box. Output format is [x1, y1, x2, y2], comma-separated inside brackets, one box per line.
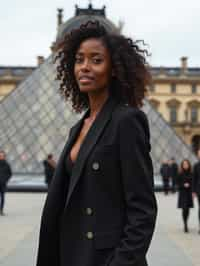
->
[0, 192, 199, 266]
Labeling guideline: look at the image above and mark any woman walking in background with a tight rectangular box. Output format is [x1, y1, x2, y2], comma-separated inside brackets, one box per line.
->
[177, 159, 193, 233]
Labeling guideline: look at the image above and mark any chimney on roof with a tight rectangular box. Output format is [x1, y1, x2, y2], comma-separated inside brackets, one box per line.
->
[57, 8, 63, 28]
[37, 56, 44, 66]
[181, 57, 188, 74]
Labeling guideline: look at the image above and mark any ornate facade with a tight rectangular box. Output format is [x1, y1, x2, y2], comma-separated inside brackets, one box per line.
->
[0, 66, 35, 101]
[0, 56, 45, 101]
[147, 57, 200, 153]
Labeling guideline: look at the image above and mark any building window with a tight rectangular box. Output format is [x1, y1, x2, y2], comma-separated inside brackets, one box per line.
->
[169, 106, 177, 123]
[192, 84, 197, 94]
[149, 84, 155, 93]
[171, 84, 176, 93]
[191, 106, 198, 123]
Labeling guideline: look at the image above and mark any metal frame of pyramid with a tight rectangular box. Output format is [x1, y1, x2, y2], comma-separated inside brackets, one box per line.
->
[0, 56, 79, 174]
[0, 56, 197, 180]
[142, 101, 197, 176]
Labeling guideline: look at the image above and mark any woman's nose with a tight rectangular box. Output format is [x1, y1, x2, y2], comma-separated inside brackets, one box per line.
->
[80, 59, 90, 71]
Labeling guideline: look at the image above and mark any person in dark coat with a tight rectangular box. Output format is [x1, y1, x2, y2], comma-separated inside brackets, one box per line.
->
[36, 21, 157, 266]
[177, 159, 193, 233]
[160, 160, 170, 195]
[193, 149, 200, 234]
[0, 150, 12, 215]
[169, 157, 178, 193]
[43, 154, 56, 188]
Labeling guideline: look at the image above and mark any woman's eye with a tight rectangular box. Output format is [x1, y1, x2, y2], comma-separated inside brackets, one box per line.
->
[75, 57, 83, 63]
[93, 58, 102, 64]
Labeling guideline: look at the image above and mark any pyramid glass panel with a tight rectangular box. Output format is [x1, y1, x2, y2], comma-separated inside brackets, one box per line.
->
[0, 56, 79, 174]
[0, 56, 197, 181]
[142, 101, 197, 176]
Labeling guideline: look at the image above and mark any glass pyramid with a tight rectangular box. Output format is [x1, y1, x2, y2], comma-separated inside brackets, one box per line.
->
[142, 101, 197, 175]
[0, 56, 197, 179]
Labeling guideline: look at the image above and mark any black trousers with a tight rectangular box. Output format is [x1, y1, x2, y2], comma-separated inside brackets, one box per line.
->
[171, 176, 177, 192]
[182, 208, 189, 223]
[0, 185, 5, 212]
[162, 177, 169, 195]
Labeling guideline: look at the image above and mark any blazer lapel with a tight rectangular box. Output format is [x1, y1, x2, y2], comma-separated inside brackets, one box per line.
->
[55, 109, 90, 177]
[65, 97, 118, 209]
[43, 110, 90, 224]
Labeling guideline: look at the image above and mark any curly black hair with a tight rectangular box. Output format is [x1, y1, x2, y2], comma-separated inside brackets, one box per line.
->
[55, 21, 151, 112]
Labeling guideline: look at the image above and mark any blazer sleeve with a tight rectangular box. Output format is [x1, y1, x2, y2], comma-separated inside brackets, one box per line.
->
[109, 109, 157, 266]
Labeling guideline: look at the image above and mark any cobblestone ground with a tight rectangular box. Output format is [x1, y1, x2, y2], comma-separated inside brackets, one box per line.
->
[0, 192, 199, 266]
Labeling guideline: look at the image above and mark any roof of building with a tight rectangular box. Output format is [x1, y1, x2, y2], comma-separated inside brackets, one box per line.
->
[0, 65, 200, 79]
[151, 67, 200, 77]
[56, 4, 118, 44]
[0, 66, 36, 77]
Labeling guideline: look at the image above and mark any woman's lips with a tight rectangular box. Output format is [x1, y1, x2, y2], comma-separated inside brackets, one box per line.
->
[79, 76, 94, 84]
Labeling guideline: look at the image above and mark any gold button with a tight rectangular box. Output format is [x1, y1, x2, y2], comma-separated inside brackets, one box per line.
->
[86, 232, 93, 239]
[86, 208, 93, 215]
[92, 162, 100, 170]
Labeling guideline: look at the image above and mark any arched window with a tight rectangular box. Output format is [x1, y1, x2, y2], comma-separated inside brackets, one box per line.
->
[166, 99, 181, 123]
[191, 106, 198, 123]
[169, 106, 177, 123]
[187, 100, 200, 124]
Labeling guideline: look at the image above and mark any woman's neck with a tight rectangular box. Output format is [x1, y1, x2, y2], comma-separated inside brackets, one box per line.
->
[87, 91, 109, 120]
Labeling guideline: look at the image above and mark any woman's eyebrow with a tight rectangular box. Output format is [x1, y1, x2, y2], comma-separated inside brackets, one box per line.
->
[76, 51, 104, 56]
[90, 52, 104, 57]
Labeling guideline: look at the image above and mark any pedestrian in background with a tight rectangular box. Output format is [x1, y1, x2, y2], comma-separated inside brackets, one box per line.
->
[177, 159, 193, 233]
[160, 160, 170, 195]
[0, 150, 12, 216]
[169, 157, 178, 193]
[43, 154, 56, 188]
[193, 149, 200, 234]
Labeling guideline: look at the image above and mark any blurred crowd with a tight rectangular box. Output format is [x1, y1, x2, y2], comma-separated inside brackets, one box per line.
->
[160, 150, 200, 234]
[0, 151, 56, 216]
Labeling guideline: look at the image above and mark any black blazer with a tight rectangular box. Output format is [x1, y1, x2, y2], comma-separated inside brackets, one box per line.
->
[193, 161, 200, 194]
[36, 97, 157, 266]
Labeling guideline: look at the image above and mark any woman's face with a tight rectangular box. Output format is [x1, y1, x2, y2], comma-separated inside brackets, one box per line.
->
[74, 38, 112, 94]
[182, 160, 189, 170]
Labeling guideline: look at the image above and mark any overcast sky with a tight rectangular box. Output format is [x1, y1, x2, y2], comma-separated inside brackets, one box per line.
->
[0, 0, 199, 67]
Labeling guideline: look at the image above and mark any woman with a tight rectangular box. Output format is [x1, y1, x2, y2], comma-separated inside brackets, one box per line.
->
[177, 159, 193, 233]
[36, 21, 157, 266]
